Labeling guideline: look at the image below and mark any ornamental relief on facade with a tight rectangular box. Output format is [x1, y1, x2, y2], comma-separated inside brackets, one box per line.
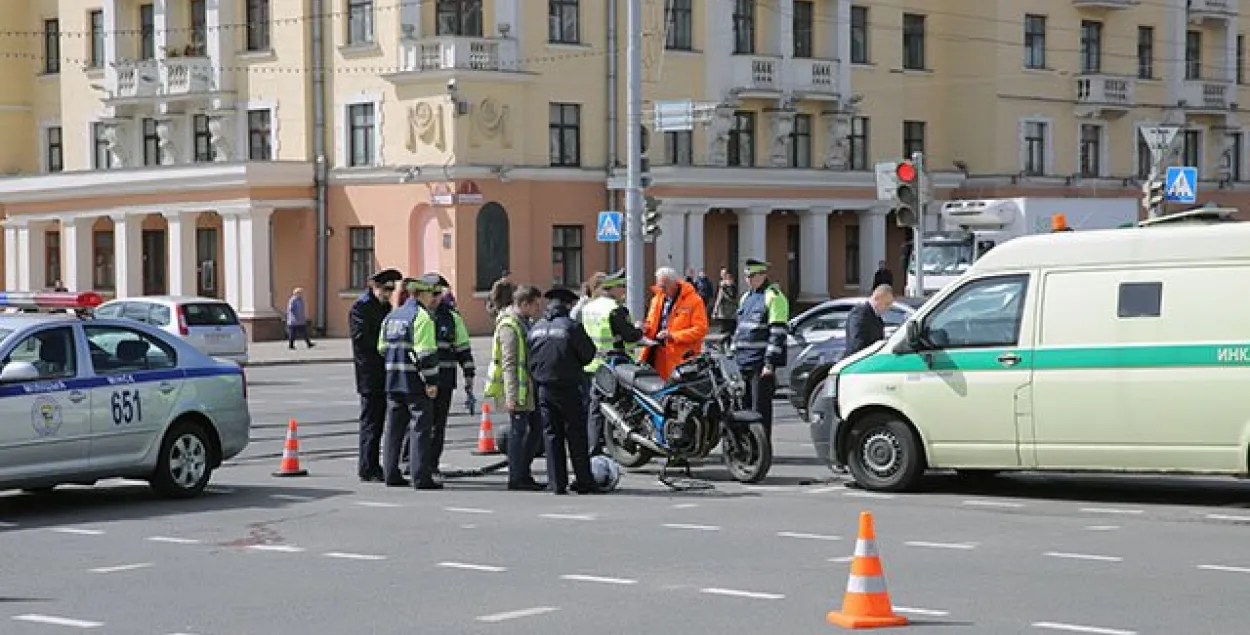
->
[469, 97, 511, 149]
[406, 101, 446, 152]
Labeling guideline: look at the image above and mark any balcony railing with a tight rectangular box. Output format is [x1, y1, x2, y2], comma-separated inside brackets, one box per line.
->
[1075, 75, 1134, 108]
[730, 55, 781, 93]
[1189, 0, 1237, 20]
[1182, 80, 1233, 110]
[791, 58, 838, 97]
[112, 57, 213, 98]
[1072, 0, 1139, 9]
[396, 36, 520, 73]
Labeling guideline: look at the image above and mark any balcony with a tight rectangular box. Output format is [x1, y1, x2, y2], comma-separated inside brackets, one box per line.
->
[1188, 0, 1237, 22]
[729, 55, 782, 97]
[1072, 0, 1139, 9]
[112, 56, 214, 101]
[1074, 75, 1134, 117]
[390, 36, 521, 80]
[791, 58, 839, 101]
[1182, 80, 1234, 111]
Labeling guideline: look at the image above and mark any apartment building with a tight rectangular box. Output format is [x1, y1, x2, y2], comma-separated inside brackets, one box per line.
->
[0, 1, 1247, 338]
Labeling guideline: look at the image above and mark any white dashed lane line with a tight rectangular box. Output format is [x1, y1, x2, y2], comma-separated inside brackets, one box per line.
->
[0, 521, 17, 528]
[445, 506, 494, 514]
[1204, 513, 1250, 522]
[843, 491, 897, 500]
[324, 552, 387, 561]
[699, 587, 786, 600]
[246, 544, 306, 553]
[539, 513, 597, 521]
[827, 556, 854, 563]
[560, 574, 638, 585]
[894, 607, 951, 617]
[1197, 564, 1250, 574]
[270, 494, 315, 502]
[1043, 552, 1123, 563]
[438, 561, 507, 573]
[904, 541, 977, 550]
[475, 607, 560, 623]
[776, 531, 842, 541]
[962, 499, 1024, 509]
[48, 527, 105, 536]
[663, 523, 721, 531]
[354, 501, 403, 508]
[12, 614, 103, 628]
[671, 503, 699, 509]
[147, 536, 201, 545]
[1084, 525, 1120, 532]
[1031, 621, 1137, 634]
[89, 562, 153, 574]
[1078, 507, 1143, 515]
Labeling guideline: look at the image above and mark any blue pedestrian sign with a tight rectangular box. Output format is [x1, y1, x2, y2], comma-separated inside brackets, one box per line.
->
[596, 211, 623, 242]
[1164, 166, 1197, 204]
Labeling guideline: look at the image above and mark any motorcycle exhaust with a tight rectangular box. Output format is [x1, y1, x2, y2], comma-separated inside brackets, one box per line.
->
[600, 402, 666, 455]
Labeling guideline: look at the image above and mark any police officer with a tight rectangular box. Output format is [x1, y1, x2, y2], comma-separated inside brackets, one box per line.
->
[350, 267, 401, 482]
[377, 274, 443, 489]
[529, 288, 599, 495]
[483, 285, 547, 491]
[429, 274, 475, 479]
[580, 269, 643, 456]
[731, 258, 790, 441]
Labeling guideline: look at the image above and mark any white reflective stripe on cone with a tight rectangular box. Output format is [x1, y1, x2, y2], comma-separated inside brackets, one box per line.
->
[846, 574, 889, 594]
[854, 539, 879, 558]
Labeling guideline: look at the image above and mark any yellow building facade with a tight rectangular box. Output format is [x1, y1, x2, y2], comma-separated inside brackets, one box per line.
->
[0, 0, 1247, 337]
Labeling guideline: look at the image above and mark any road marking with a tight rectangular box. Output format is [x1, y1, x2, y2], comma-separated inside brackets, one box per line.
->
[895, 607, 951, 617]
[324, 552, 387, 561]
[905, 541, 977, 550]
[805, 486, 842, 494]
[844, 491, 897, 499]
[700, 587, 785, 600]
[540, 513, 596, 521]
[1197, 564, 1250, 574]
[1084, 525, 1120, 531]
[475, 607, 559, 623]
[89, 562, 153, 574]
[671, 503, 700, 509]
[445, 506, 494, 514]
[742, 484, 789, 492]
[270, 494, 314, 502]
[0, 521, 17, 528]
[1078, 507, 1143, 515]
[12, 614, 103, 628]
[560, 574, 638, 585]
[1043, 552, 1122, 563]
[1204, 513, 1250, 522]
[461, 524, 477, 529]
[664, 523, 721, 531]
[206, 487, 235, 494]
[776, 531, 842, 541]
[827, 556, 853, 563]
[438, 561, 507, 573]
[49, 527, 105, 535]
[962, 499, 1024, 508]
[1031, 621, 1137, 635]
[355, 501, 403, 508]
[147, 536, 201, 545]
[247, 544, 305, 553]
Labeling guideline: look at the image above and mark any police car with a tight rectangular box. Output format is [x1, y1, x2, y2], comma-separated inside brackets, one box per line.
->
[0, 291, 250, 498]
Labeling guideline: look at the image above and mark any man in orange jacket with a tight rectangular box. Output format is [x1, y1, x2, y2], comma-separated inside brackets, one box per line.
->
[642, 266, 709, 379]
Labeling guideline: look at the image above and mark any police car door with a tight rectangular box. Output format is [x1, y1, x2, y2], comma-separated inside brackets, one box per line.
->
[0, 325, 92, 481]
[82, 324, 180, 469]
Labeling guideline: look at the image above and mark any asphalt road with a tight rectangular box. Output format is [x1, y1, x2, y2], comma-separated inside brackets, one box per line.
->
[2, 363, 1249, 634]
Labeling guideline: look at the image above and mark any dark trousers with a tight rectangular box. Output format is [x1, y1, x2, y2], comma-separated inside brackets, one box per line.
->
[585, 372, 607, 456]
[357, 392, 387, 478]
[506, 408, 544, 486]
[383, 392, 434, 485]
[740, 367, 777, 440]
[430, 386, 453, 470]
[539, 384, 594, 493]
[287, 324, 313, 347]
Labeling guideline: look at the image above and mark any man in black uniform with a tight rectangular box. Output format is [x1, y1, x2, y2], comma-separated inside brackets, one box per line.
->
[350, 267, 401, 482]
[528, 288, 599, 495]
[429, 274, 475, 480]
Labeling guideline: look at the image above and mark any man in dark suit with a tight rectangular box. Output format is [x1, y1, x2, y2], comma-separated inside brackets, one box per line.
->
[845, 284, 895, 358]
[350, 268, 402, 482]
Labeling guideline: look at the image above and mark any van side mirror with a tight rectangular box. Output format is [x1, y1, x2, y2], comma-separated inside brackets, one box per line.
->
[905, 321, 930, 351]
[0, 361, 40, 383]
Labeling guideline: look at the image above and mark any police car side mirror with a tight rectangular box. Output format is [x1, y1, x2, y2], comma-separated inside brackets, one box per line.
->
[0, 361, 40, 383]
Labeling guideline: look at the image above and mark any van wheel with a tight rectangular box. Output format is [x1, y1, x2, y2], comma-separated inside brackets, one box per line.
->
[844, 413, 925, 492]
[150, 421, 214, 499]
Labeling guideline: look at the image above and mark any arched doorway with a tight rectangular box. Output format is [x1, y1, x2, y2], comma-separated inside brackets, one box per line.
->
[475, 202, 509, 291]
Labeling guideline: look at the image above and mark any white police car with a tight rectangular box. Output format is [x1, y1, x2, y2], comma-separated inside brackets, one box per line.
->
[0, 291, 251, 498]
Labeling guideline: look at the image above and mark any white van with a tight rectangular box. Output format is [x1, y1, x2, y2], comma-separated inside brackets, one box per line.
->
[817, 209, 1250, 492]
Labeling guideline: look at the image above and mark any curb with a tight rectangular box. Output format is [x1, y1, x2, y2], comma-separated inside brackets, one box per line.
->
[242, 357, 354, 368]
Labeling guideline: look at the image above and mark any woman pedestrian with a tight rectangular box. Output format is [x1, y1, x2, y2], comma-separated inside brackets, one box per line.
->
[285, 287, 316, 349]
[711, 267, 739, 335]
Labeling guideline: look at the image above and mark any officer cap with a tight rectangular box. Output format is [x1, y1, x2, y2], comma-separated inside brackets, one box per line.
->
[428, 273, 451, 292]
[544, 287, 579, 305]
[370, 268, 402, 286]
[404, 273, 441, 293]
[744, 258, 770, 275]
[601, 268, 627, 289]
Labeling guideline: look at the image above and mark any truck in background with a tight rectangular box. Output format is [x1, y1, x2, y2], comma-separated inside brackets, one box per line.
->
[903, 197, 1140, 296]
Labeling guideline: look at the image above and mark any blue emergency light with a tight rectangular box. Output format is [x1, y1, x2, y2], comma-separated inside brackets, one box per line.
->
[0, 291, 104, 310]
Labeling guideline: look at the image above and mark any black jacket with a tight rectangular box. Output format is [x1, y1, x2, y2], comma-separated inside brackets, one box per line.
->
[609, 304, 645, 345]
[844, 301, 885, 358]
[528, 302, 596, 386]
[349, 291, 390, 394]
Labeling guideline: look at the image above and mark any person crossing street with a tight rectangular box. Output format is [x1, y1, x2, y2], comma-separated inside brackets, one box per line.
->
[429, 275, 475, 480]
[731, 258, 790, 442]
[378, 274, 443, 490]
[579, 270, 644, 456]
[350, 267, 401, 483]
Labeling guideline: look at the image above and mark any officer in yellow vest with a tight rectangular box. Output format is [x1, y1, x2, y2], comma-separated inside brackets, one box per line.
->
[580, 269, 644, 456]
[482, 285, 548, 491]
[376, 274, 442, 489]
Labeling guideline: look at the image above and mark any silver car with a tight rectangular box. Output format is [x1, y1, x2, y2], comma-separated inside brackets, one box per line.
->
[779, 297, 918, 388]
[0, 302, 250, 498]
[96, 296, 248, 364]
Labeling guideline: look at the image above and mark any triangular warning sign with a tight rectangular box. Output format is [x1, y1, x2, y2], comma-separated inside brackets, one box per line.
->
[1167, 171, 1193, 199]
[598, 214, 621, 239]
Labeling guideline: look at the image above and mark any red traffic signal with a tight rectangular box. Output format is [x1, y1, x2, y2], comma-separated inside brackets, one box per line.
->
[896, 160, 917, 183]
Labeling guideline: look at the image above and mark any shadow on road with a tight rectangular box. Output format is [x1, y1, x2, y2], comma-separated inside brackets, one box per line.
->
[917, 472, 1250, 508]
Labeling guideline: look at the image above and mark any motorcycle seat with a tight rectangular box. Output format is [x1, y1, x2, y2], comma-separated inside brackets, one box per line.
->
[614, 363, 668, 394]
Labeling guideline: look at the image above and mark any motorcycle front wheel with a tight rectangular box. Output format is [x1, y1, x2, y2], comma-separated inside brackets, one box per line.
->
[722, 422, 772, 483]
[603, 422, 655, 469]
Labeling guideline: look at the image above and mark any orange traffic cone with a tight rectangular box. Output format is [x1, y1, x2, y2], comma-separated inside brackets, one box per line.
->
[827, 511, 908, 629]
[273, 419, 309, 477]
[471, 402, 500, 456]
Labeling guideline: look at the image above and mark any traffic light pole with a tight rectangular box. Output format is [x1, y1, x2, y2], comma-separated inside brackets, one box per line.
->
[911, 151, 925, 297]
[624, 0, 646, 319]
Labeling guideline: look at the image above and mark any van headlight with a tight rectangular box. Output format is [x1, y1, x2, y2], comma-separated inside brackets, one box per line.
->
[824, 373, 838, 398]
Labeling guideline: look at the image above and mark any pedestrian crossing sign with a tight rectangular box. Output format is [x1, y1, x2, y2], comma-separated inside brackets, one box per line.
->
[1164, 166, 1197, 204]
[597, 211, 623, 242]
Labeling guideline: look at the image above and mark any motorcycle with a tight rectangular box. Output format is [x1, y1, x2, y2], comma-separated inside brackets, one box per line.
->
[592, 345, 773, 484]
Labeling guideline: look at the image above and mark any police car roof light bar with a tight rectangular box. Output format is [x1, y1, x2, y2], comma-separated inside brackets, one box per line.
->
[0, 291, 105, 310]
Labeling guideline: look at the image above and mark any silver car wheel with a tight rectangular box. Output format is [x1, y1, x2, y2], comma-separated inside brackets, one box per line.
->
[860, 430, 902, 478]
[169, 434, 208, 490]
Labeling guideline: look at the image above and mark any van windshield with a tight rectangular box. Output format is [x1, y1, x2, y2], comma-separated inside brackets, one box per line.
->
[182, 303, 240, 326]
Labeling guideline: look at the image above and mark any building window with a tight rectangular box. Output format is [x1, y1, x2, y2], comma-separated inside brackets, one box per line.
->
[193, 115, 214, 162]
[1239, 35, 1246, 84]
[1136, 132, 1151, 179]
[45, 127, 63, 173]
[1023, 14, 1046, 70]
[92, 123, 111, 170]
[548, 103, 581, 167]
[549, 0, 580, 44]
[790, 114, 811, 168]
[1186, 30, 1201, 80]
[43, 19, 60, 74]
[665, 0, 693, 51]
[666, 130, 693, 165]
[348, 227, 376, 290]
[844, 225, 859, 285]
[347, 0, 374, 45]
[46, 231, 61, 289]
[139, 4, 155, 59]
[196, 227, 218, 297]
[348, 103, 375, 167]
[793, 1, 814, 58]
[849, 116, 869, 170]
[850, 6, 869, 64]
[189, 0, 207, 55]
[246, 0, 271, 51]
[1079, 124, 1101, 178]
[475, 203, 510, 291]
[142, 118, 162, 166]
[902, 13, 926, 70]
[1024, 121, 1047, 176]
[1137, 26, 1154, 79]
[1228, 132, 1243, 181]
[93, 230, 115, 290]
[89, 11, 104, 68]
[728, 111, 755, 167]
[733, 0, 754, 54]
[1080, 20, 1102, 74]
[248, 109, 273, 160]
[551, 226, 583, 289]
[902, 120, 925, 158]
[437, 0, 482, 37]
[1182, 129, 1200, 170]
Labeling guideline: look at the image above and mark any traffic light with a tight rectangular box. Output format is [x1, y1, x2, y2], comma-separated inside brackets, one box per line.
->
[643, 195, 661, 241]
[1142, 178, 1164, 215]
[640, 127, 653, 188]
[894, 160, 920, 227]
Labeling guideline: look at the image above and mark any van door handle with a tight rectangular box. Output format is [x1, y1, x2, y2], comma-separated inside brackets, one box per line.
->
[158, 381, 177, 394]
[996, 353, 1022, 367]
[67, 390, 86, 404]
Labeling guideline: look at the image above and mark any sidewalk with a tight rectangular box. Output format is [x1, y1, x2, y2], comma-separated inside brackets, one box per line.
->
[244, 335, 495, 367]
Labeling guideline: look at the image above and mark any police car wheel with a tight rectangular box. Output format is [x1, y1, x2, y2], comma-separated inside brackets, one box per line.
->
[844, 413, 926, 493]
[150, 420, 214, 499]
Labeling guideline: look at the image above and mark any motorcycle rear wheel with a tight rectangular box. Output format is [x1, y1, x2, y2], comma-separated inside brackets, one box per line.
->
[722, 422, 772, 483]
[603, 423, 655, 469]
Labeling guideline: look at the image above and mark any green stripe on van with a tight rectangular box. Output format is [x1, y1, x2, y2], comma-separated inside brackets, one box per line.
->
[841, 343, 1250, 375]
